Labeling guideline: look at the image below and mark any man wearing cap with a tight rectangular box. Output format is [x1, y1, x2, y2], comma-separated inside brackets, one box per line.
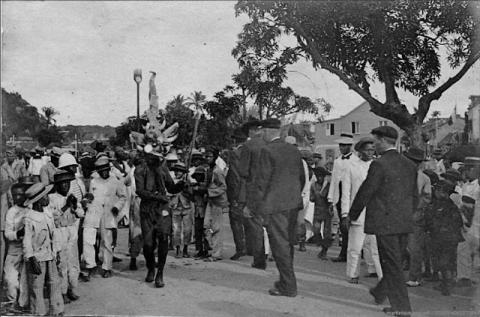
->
[40, 147, 63, 186]
[328, 133, 357, 262]
[403, 147, 432, 287]
[226, 129, 250, 261]
[456, 157, 480, 287]
[3, 182, 30, 310]
[48, 170, 84, 303]
[238, 119, 268, 269]
[134, 150, 184, 287]
[90, 156, 126, 278]
[349, 126, 417, 314]
[342, 137, 382, 284]
[23, 182, 64, 316]
[257, 118, 305, 297]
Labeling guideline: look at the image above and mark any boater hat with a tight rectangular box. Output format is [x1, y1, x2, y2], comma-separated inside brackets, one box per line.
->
[24, 183, 53, 206]
[335, 133, 354, 145]
[95, 156, 111, 172]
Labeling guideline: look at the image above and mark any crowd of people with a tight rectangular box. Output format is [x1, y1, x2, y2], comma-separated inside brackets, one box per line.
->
[0, 118, 479, 316]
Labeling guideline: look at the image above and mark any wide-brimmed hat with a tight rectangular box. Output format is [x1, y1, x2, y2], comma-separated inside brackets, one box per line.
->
[259, 118, 281, 129]
[24, 183, 53, 206]
[335, 133, 354, 145]
[354, 137, 375, 152]
[403, 146, 427, 162]
[171, 162, 188, 173]
[54, 170, 75, 184]
[95, 156, 111, 172]
[18, 175, 39, 186]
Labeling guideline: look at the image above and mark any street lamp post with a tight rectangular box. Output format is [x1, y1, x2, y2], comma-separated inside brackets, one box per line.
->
[133, 69, 142, 131]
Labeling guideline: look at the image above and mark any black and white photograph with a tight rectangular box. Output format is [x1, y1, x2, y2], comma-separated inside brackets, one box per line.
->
[1, 1, 480, 316]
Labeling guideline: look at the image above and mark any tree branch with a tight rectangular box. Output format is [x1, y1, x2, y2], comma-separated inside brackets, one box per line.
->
[416, 49, 480, 123]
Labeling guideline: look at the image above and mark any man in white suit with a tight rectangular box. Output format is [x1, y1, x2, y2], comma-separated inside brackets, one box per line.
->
[327, 133, 356, 262]
[341, 137, 382, 283]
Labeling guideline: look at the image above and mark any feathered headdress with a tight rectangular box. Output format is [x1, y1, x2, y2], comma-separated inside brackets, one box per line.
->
[129, 71, 178, 156]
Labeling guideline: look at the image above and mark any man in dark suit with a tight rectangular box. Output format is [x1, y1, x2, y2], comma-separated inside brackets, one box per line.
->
[238, 120, 268, 269]
[349, 126, 417, 315]
[257, 119, 305, 297]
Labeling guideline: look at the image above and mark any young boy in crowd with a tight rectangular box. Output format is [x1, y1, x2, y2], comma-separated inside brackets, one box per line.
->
[23, 182, 64, 316]
[169, 162, 194, 258]
[310, 167, 332, 260]
[427, 179, 464, 296]
[48, 170, 84, 303]
[4, 183, 30, 310]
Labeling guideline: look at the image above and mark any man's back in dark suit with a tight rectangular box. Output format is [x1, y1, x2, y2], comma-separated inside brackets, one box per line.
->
[349, 149, 417, 314]
[259, 138, 305, 297]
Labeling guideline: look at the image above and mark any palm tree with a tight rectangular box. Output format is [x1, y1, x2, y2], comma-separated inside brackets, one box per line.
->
[42, 106, 59, 128]
[186, 91, 206, 113]
[168, 94, 186, 108]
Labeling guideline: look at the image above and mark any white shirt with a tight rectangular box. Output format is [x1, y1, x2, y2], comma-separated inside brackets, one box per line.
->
[341, 158, 372, 225]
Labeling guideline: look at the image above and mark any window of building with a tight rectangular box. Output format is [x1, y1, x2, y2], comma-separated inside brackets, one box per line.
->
[379, 121, 388, 126]
[326, 123, 335, 136]
[351, 121, 360, 134]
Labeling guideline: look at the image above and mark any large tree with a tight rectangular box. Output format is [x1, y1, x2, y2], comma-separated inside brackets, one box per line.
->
[235, 0, 480, 144]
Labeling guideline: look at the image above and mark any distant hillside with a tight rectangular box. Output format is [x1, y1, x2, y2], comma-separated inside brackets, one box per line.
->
[60, 125, 116, 143]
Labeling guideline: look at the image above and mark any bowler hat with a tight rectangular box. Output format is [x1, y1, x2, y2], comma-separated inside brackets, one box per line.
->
[54, 170, 75, 184]
[354, 137, 375, 152]
[24, 183, 53, 206]
[403, 146, 427, 162]
[335, 133, 354, 145]
[371, 126, 398, 140]
[441, 169, 462, 182]
[95, 156, 111, 172]
[259, 118, 281, 129]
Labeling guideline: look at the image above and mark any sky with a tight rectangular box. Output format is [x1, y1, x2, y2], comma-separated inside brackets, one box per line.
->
[1, 1, 479, 126]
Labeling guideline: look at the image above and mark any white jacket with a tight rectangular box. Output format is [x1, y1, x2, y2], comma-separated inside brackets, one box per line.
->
[341, 158, 371, 225]
[328, 152, 358, 204]
[90, 175, 127, 229]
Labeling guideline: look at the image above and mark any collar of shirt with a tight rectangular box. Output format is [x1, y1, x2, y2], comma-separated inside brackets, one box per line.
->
[341, 152, 353, 160]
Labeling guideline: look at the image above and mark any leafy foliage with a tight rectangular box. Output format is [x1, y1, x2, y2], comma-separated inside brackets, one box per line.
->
[235, 0, 480, 144]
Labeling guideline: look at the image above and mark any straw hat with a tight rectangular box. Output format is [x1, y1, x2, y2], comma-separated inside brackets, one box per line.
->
[25, 183, 53, 206]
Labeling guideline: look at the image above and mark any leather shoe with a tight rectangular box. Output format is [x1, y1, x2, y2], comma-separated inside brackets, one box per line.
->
[268, 288, 296, 297]
[67, 289, 79, 301]
[251, 263, 266, 270]
[154, 270, 165, 288]
[102, 270, 112, 278]
[331, 257, 346, 262]
[62, 294, 71, 304]
[369, 288, 386, 305]
[230, 252, 246, 261]
[145, 269, 155, 282]
[129, 258, 138, 271]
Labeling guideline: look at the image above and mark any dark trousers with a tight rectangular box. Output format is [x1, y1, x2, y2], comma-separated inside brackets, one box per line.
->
[265, 209, 298, 296]
[195, 216, 209, 253]
[245, 214, 266, 267]
[229, 202, 247, 254]
[372, 234, 412, 312]
[141, 217, 169, 272]
[408, 225, 427, 281]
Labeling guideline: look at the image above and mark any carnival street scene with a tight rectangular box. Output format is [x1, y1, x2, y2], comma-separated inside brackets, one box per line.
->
[1, 1, 480, 316]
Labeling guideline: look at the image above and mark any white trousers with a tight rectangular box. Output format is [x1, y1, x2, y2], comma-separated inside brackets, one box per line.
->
[346, 225, 382, 279]
[3, 253, 28, 306]
[83, 227, 98, 269]
[457, 232, 480, 280]
[263, 227, 271, 255]
[100, 226, 114, 270]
